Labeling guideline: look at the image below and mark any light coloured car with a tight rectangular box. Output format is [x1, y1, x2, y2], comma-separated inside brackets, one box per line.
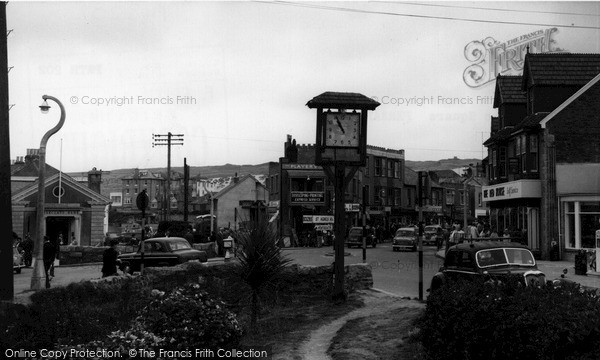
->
[392, 227, 418, 252]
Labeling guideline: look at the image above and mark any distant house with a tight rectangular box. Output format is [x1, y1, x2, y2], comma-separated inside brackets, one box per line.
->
[212, 174, 268, 230]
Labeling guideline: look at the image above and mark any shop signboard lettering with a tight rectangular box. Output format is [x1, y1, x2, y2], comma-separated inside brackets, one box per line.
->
[345, 203, 360, 212]
[482, 180, 541, 202]
[303, 215, 334, 224]
[282, 163, 321, 170]
[291, 191, 325, 204]
[315, 224, 333, 231]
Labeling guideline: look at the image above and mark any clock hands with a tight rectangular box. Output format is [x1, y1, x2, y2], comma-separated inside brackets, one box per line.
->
[335, 116, 345, 134]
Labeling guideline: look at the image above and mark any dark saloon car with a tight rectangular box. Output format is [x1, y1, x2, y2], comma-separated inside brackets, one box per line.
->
[429, 241, 545, 291]
[346, 227, 377, 248]
[118, 237, 207, 273]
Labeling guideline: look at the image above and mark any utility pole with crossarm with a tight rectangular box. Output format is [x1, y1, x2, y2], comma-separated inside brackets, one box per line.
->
[152, 133, 184, 221]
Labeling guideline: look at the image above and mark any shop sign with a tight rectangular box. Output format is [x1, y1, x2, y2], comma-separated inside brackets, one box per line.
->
[482, 180, 541, 202]
[345, 203, 360, 212]
[45, 210, 81, 216]
[415, 205, 442, 213]
[315, 224, 333, 231]
[268, 200, 280, 208]
[291, 191, 324, 204]
[282, 163, 320, 170]
[303, 215, 334, 224]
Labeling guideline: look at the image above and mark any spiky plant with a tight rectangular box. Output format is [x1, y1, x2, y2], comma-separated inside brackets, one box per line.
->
[233, 220, 291, 327]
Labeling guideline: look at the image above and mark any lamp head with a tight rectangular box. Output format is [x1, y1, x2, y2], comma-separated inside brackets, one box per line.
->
[39, 100, 50, 114]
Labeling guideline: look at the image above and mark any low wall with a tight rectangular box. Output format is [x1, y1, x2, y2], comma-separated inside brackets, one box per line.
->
[143, 262, 373, 295]
[58, 245, 137, 265]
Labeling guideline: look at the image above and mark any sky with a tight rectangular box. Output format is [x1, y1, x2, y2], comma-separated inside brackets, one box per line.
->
[6, 1, 600, 173]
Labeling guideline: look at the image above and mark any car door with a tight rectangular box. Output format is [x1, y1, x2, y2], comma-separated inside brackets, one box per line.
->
[444, 250, 478, 283]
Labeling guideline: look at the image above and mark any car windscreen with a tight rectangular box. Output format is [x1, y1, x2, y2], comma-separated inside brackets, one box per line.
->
[349, 229, 362, 236]
[169, 240, 192, 250]
[475, 248, 535, 268]
[395, 230, 414, 237]
[424, 226, 438, 232]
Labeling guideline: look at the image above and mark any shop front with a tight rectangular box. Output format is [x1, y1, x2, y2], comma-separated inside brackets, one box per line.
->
[483, 180, 541, 251]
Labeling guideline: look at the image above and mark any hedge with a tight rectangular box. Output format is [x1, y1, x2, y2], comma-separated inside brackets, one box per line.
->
[414, 279, 600, 360]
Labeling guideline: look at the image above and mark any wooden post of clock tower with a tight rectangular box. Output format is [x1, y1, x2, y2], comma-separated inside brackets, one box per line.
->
[307, 92, 379, 302]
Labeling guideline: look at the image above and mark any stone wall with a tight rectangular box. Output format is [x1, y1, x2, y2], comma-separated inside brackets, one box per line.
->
[58, 244, 137, 265]
[143, 261, 373, 295]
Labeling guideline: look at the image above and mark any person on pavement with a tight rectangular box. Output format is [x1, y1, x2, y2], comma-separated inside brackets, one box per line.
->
[102, 239, 120, 277]
[43, 236, 56, 288]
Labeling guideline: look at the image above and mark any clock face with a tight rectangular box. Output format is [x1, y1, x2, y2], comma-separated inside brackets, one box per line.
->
[325, 113, 360, 147]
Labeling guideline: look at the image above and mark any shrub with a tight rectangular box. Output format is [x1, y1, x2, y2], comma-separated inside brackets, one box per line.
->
[9, 277, 155, 348]
[137, 284, 243, 349]
[156, 220, 191, 238]
[414, 279, 600, 360]
[233, 221, 292, 326]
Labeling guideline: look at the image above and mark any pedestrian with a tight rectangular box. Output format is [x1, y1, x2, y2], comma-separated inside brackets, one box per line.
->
[102, 239, 120, 277]
[43, 236, 56, 288]
[21, 234, 33, 267]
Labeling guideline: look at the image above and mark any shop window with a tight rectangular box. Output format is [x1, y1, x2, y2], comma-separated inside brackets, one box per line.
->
[563, 201, 600, 249]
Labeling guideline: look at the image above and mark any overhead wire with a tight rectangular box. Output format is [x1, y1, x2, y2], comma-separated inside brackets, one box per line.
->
[257, 1, 600, 30]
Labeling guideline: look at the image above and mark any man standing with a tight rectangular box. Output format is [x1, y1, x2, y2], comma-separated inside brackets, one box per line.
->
[102, 239, 120, 277]
[42, 236, 55, 288]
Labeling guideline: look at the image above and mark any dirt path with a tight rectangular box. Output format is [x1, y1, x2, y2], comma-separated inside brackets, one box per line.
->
[294, 290, 425, 360]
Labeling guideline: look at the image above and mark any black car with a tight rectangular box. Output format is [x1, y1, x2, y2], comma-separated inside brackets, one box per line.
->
[346, 227, 377, 248]
[429, 241, 545, 291]
[118, 237, 207, 273]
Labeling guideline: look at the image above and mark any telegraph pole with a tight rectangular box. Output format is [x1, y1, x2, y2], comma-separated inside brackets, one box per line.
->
[153, 133, 184, 221]
[183, 158, 189, 222]
[0, 2, 13, 301]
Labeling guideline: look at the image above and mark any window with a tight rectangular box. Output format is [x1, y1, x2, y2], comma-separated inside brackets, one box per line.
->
[124, 197, 132, 204]
[460, 191, 465, 206]
[406, 188, 413, 207]
[478, 192, 482, 207]
[491, 149, 497, 179]
[564, 200, 600, 249]
[394, 188, 401, 206]
[395, 161, 400, 178]
[387, 160, 394, 177]
[530, 135, 538, 172]
[499, 146, 507, 178]
[446, 190, 454, 205]
[520, 135, 527, 173]
[431, 190, 439, 206]
[375, 158, 383, 176]
[365, 157, 369, 176]
[364, 186, 370, 205]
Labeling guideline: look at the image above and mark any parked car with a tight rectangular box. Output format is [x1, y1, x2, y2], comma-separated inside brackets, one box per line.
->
[423, 225, 442, 246]
[13, 246, 24, 274]
[346, 227, 377, 248]
[392, 227, 418, 252]
[118, 237, 208, 274]
[429, 241, 546, 292]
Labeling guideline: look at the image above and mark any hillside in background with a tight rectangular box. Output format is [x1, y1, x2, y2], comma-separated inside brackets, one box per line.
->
[69, 159, 481, 197]
[404, 158, 481, 172]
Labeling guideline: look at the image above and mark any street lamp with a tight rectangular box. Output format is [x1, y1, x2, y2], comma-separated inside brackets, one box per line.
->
[30, 95, 65, 291]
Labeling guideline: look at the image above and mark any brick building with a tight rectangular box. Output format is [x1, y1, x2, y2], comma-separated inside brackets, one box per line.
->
[11, 150, 110, 246]
[483, 53, 600, 260]
[267, 135, 405, 245]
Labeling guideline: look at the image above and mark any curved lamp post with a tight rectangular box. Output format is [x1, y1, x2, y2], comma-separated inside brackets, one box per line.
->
[30, 95, 65, 290]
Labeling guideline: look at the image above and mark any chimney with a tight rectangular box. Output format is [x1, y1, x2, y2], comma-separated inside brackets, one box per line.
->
[233, 172, 239, 184]
[87, 167, 102, 194]
[25, 149, 39, 163]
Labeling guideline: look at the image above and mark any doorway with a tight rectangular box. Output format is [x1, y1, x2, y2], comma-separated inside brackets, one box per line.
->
[46, 217, 71, 245]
